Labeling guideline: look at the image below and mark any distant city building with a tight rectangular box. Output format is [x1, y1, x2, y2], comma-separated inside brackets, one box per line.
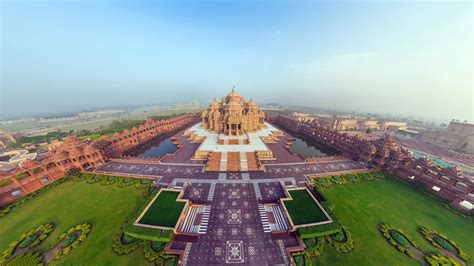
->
[316, 114, 407, 132]
[419, 121, 474, 155]
[174, 100, 200, 109]
[290, 112, 318, 123]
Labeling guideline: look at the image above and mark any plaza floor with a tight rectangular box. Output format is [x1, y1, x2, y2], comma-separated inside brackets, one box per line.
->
[92, 122, 368, 265]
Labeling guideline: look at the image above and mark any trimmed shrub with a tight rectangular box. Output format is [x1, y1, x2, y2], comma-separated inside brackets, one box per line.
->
[312, 171, 385, 189]
[293, 255, 304, 266]
[112, 230, 143, 255]
[143, 241, 161, 261]
[0, 179, 12, 187]
[18, 234, 39, 248]
[15, 172, 29, 180]
[297, 219, 342, 239]
[379, 223, 418, 259]
[390, 230, 410, 248]
[32, 168, 43, 175]
[0, 223, 54, 264]
[62, 234, 78, 247]
[6, 252, 43, 266]
[420, 227, 470, 262]
[326, 226, 354, 253]
[425, 252, 462, 266]
[50, 223, 92, 261]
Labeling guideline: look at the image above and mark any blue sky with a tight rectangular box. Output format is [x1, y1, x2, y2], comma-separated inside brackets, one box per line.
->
[1, 1, 472, 121]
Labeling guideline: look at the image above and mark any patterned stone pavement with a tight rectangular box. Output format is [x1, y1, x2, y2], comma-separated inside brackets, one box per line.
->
[91, 126, 369, 265]
[179, 183, 289, 265]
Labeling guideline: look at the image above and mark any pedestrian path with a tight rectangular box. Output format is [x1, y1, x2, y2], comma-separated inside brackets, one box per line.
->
[253, 182, 262, 199]
[198, 205, 211, 234]
[258, 204, 272, 233]
[207, 183, 216, 201]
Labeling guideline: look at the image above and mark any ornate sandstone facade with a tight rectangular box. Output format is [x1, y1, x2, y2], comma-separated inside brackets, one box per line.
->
[270, 115, 474, 213]
[201, 87, 265, 136]
[0, 115, 199, 206]
[419, 121, 474, 155]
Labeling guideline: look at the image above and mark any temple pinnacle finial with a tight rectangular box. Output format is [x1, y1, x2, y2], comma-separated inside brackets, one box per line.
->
[232, 84, 236, 92]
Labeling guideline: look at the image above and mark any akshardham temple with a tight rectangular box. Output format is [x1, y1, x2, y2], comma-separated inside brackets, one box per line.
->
[201, 86, 265, 135]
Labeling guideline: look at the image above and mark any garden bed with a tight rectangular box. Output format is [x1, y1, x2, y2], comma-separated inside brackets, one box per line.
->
[135, 190, 186, 228]
[283, 189, 332, 226]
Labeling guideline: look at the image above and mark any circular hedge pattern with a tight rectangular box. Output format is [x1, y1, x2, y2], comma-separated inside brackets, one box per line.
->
[379, 223, 418, 259]
[50, 223, 92, 261]
[420, 227, 470, 262]
[326, 227, 354, 253]
[0, 223, 54, 265]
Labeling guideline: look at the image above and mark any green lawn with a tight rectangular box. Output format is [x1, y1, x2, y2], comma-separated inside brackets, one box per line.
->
[0, 180, 153, 265]
[313, 177, 474, 265]
[138, 191, 185, 228]
[284, 189, 329, 225]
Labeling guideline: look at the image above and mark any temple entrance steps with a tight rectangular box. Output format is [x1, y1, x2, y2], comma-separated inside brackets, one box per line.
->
[258, 204, 272, 233]
[265, 204, 289, 231]
[227, 152, 240, 171]
[219, 152, 228, 171]
[198, 206, 211, 234]
[240, 152, 248, 171]
[258, 204, 290, 233]
[207, 152, 221, 171]
[180, 205, 212, 235]
[246, 152, 259, 171]
[204, 151, 262, 172]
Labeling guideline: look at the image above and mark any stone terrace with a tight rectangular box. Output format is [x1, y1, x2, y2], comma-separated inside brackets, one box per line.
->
[161, 132, 204, 164]
[176, 183, 292, 265]
[261, 132, 305, 164]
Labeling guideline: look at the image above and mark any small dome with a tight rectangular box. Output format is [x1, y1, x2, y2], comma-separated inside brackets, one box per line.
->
[209, 98, 220, 109]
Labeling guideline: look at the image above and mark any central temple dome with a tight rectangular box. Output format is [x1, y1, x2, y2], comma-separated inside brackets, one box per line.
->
[201, 86, 266, 135]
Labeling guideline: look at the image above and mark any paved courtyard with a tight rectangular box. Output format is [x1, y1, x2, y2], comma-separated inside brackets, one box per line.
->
[177, 183, 293, 265]
[91, 123, 368, 265]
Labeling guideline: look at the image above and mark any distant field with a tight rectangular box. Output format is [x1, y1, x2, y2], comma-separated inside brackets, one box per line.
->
[0, 108, 202, 133]
[312, 177, 474, 265]
[284, 189, 329, 225]
[138, 190, 185, 228]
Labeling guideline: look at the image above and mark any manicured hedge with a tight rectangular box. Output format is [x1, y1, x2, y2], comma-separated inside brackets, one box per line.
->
[326, 226, 354, 253]
[32, 168, 43, 175]
[70, 173, 156, 197]
[390, 230, 410, 248]
[298, 222, 342, 239]
[425, 253, 462, 266]
[112, 230, 143, 255]
[420, 227, 470, 262]
[15, 172, 29, 180]
[0, 223, 54, 264]
[122, 222, 173, 242]
[311, 171, 385, 188]
[5, 252, 43, 266]
[50, 223, 92, 261]
[379, 223, 418, 259]
[0, 179, 12, 187]
[424, 252, 462, 266]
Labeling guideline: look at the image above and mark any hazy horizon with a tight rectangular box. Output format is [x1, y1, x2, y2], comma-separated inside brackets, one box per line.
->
[1, 1, 472, 122]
